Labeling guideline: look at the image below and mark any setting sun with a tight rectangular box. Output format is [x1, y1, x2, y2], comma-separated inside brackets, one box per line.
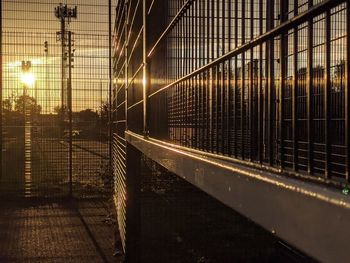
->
[21, 72, 36, 87]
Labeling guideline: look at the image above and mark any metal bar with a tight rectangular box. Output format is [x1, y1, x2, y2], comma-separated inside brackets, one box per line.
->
[108, 0, 113, 190]
[267, 0, 275, 165]
[293, 1, 298, 171]
[346, 2, 350, 182]
[234, 0, 238, 158]
[221, 0, 225, 154]
[249, 0, 254, 161]
[148, 0, 193, 57]
[209, 0, 213, 152]
[125, 130, 350, 263]
[325, 9, 331, 178]
[307, 0, 314, 175]
[142, 0, 148, 136]
[124, 142, 141, 262]
[194, 3, 198, 149]
[148, 0, 345, 99]
[125, 1, 129, 131]
[227, 0, 232, 157]
[258, 0, 263, 164]
[280, 0, 287, 170]
[0, 0, 2, 180]
[241, 0, 245, 160]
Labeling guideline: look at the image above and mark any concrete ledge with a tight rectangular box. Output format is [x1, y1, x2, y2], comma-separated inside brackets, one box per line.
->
[126, 131, 350, 263]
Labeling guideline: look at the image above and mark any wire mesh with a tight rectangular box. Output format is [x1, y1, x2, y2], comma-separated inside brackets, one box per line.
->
[1, 0, 114, 198]
[113, 0, 350, 205]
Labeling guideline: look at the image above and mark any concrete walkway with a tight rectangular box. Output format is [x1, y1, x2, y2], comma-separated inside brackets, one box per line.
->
[0, 198, 122, 263]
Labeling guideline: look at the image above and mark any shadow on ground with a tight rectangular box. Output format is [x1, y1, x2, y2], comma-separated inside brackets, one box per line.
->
[140, 158, 316, 263]
[0, 198, 122, 263]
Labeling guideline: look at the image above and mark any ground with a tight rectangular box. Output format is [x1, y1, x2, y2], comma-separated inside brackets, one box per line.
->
[139, 158, 315, 263]
[0, 198, 122, 263]
[0, 137, 109, 198]
[0, 137, 315, 262]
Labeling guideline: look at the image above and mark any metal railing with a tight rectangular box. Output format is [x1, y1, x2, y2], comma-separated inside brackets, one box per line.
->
[112, 0, 350, 255]
[113, 0, 349, 185]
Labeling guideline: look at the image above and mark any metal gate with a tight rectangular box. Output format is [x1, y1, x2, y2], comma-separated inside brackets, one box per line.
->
[0, 0, 113, 198]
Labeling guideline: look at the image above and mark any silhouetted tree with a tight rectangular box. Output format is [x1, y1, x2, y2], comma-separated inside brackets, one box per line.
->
[14, 95, 41, 115]
[77, 109, 98, 122]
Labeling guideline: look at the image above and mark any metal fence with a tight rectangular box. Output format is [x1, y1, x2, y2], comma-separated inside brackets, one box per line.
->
[1, 0, 114, 198]
[112, 0, 349, 253]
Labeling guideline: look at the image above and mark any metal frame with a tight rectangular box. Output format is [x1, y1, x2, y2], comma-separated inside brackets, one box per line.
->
[112, 0, 350, 259]
[126, 130, 350, 263]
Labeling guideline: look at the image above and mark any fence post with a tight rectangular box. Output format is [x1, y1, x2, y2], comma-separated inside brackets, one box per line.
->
[0, 0, 2, 180]
[108, 0, 113, 192]
[143, 0, 149, 137]
[124, 143, 141, 263]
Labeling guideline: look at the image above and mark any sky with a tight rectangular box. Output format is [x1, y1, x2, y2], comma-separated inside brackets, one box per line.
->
[2, 0, 114, 113]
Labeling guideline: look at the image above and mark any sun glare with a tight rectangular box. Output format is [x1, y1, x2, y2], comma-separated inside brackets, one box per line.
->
[21, 73, 36, 87]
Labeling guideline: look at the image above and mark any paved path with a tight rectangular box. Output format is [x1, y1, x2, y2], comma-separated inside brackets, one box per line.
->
[0, 199, 122, 263]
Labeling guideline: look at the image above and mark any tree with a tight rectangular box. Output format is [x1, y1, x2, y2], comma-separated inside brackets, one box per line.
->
[14, 95, 41, 115]
[77, 109, 98, 122]
[3, 99, 12, 112]
[99, 101, 109, 126]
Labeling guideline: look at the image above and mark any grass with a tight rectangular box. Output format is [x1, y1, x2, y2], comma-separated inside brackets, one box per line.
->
[1, 136, 109, 198]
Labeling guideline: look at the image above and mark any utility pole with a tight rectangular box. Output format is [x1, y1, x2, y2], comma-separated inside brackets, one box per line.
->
[55, 3, 77, 197]
[55, 3, 77, 116]
[44, 41, 49, 114]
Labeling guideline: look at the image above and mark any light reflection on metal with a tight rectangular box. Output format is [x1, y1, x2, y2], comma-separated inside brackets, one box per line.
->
[113, 0, 350, 260]
[125, 130, 350, 263]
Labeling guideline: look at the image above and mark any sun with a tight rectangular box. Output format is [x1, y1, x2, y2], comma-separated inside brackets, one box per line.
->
[21, 72, 36, 87]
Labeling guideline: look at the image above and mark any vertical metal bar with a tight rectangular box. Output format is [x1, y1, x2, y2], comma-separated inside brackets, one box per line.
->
[185, 10, 188, 146]
[0, 0, 2, 180]
[325, 9, 331, 178]
[216, 1, 219, 153]
[125, 1, 129, 131]
[345, 2, 350, 182]
[249, 53, 253, 161]
[222, 0, 226, 155]
[293, 0, 298, 171]
[241, 0, 245, 160]
[249, 0, 254, 161]
[258, 0, 263, 163]
[227, 0, 232, 156]
[267, 0, 275, 165]
[280, 0, 287, 169]
[124, 143, 141, 263]
[209, 0, 213, 152]
[143, 0, 148, 137]
[234, 0, 238, 158]
[213, 0, 216, 152]
[176, 12, 179, 144]
[108, 0, 113, 181]
[68, 31, 73, 197]
[307, 0, 314, 175]
[193, 3, 197, 148]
